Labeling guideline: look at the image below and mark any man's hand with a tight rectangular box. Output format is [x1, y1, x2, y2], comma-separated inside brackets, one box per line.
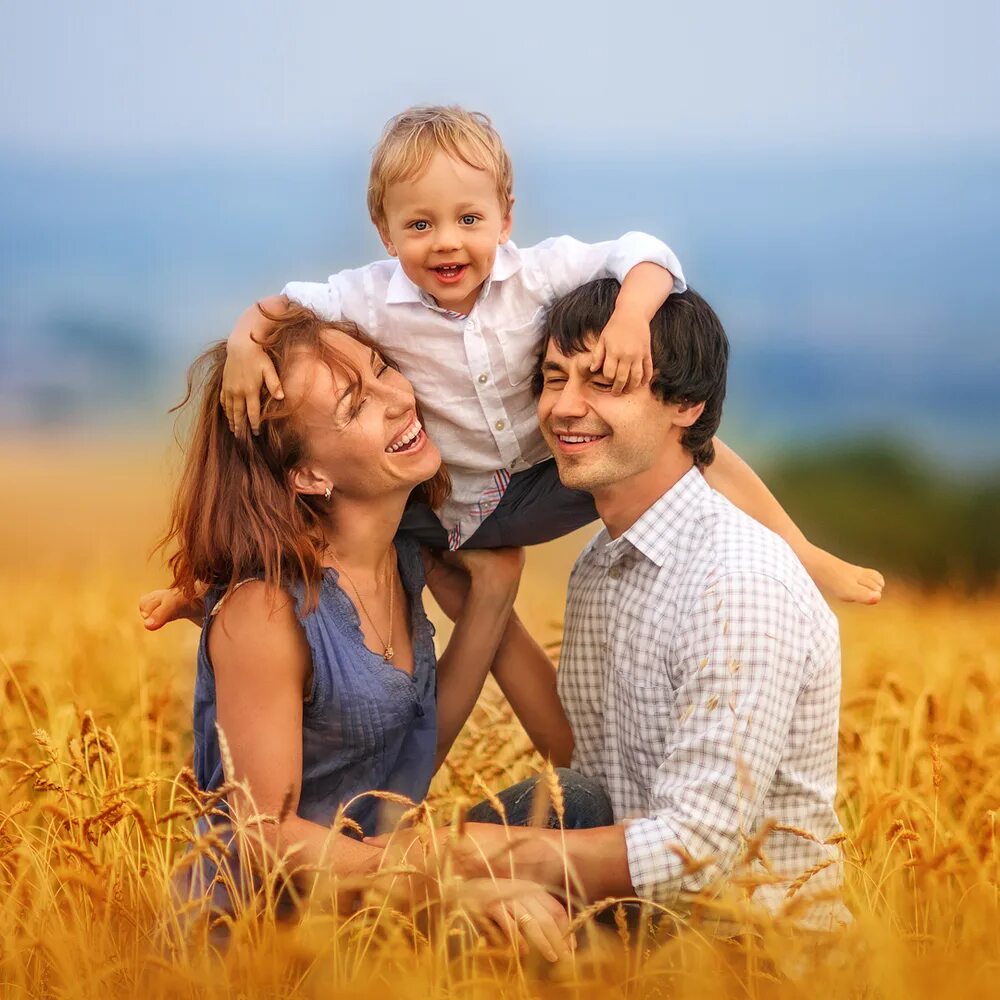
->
[220, 337, 284, 436]
[589, 305, 653, 394]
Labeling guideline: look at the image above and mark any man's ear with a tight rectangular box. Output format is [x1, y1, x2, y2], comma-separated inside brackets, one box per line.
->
[376, 222, 397, 258]
[674, 400, 706, 428]
[290, 464, 331, 498]
[499, 196, 515, 244]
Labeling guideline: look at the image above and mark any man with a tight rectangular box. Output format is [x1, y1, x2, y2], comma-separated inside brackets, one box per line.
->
[457, 278, 849, 930]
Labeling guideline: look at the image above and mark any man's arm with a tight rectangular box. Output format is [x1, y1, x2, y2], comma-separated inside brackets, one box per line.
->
[454, 572, 812, 904]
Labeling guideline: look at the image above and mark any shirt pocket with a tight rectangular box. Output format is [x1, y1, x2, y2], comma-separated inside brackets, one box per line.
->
[611, 665, 676, 774]
[495, 308, 545, 386]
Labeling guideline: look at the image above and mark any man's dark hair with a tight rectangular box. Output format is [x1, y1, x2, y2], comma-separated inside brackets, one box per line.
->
[536, 279, 729, 467]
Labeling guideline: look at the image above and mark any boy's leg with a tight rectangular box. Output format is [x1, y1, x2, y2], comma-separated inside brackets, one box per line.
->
[466, 768, 613, 830]
[461, 460, 598, 549]
[397, 502, 450, 548]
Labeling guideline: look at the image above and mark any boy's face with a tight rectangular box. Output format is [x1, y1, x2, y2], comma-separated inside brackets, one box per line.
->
[378, 150, 513, 316]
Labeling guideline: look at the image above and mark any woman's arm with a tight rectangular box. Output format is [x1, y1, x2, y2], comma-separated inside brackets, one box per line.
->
[431, 549, 523, 767]
[424, 551, 574, 767]
[209, 582, 382, 881]
[212, 580, 574, 962]
[704, 439, 885, 604]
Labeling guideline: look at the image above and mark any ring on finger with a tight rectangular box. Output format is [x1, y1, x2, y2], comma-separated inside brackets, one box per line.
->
[516, 913, 535, 927]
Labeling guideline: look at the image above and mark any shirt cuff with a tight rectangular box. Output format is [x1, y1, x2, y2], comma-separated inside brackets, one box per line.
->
[607, 231, 687, 293]
[281, 280, 343, 321]
[623, 815, 685, 903]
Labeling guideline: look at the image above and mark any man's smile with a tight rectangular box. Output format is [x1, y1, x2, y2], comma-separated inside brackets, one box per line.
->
[551, 429, 609, 454]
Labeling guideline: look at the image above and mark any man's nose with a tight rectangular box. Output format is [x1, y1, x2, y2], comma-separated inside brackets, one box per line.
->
[550, 379, 588, 419]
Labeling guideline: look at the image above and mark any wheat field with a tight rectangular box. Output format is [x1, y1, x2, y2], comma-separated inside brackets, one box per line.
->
[2, 436, 999, 998]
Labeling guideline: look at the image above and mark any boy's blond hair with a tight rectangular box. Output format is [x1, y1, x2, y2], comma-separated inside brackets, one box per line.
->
[367, 105, 514, 228]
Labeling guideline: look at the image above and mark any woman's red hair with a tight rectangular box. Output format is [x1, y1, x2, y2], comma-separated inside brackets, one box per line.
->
[159, 303, 449, 611]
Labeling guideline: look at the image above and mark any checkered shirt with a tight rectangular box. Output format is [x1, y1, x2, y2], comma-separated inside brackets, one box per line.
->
[558, 467, 850, 928]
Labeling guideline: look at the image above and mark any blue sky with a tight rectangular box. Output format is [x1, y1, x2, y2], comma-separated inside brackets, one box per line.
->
[2, 0, 998, 158]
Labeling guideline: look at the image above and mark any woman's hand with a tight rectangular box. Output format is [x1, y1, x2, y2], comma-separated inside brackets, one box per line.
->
[422, 546, 525, 622]
[458, 877, 574, 963]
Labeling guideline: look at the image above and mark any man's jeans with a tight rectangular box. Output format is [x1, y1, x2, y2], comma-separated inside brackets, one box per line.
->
[466, 767, 614, 829]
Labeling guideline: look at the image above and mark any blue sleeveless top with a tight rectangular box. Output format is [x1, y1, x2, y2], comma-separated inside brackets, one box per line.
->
[192, 535, 438, 838]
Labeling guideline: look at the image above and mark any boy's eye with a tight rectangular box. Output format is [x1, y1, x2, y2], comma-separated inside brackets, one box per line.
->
[411, 220, 430, 231]
[543, 377, 567, 388]
[460, 215, 478, 226]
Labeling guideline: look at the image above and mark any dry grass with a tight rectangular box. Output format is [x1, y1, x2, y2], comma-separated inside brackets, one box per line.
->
[2, 437, 1000, 998]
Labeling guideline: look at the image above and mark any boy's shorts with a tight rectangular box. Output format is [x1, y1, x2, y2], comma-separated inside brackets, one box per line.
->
[399, 458, 598, 549]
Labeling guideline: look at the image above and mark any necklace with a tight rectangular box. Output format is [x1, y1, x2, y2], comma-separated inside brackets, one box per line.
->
[326, 544, 396, 661]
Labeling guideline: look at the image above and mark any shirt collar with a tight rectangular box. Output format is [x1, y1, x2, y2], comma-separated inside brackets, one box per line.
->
[615, 467, 712, 568]
[384, 240, 523, 309]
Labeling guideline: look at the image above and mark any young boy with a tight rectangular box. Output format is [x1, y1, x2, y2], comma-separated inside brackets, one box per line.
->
[142, 105, 882, 629]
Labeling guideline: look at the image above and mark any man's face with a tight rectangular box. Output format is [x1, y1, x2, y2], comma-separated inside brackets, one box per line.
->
[537, 335, 680, 493]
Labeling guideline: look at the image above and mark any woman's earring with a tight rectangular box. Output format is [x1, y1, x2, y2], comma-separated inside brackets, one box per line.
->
[324, 486, 332, 501]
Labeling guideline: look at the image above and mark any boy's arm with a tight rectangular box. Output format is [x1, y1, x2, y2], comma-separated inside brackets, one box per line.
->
[223, 273, 354, 434]
[593, 261, 676, 393]
[705, 440, 885, 605]
[531, 233, 685, 394]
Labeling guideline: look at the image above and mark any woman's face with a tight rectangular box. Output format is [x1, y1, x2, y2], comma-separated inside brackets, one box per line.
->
[284, 330, 441, 502]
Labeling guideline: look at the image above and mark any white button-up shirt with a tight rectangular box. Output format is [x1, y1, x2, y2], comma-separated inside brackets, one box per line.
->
[283, 233, 685, 547]
[558, 468, 850, 929]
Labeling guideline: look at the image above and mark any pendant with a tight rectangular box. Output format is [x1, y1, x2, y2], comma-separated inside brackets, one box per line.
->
[383, 646, 394, 661]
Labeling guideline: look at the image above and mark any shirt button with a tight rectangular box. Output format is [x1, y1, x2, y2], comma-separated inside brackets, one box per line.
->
[495, 419, 506, 431]
[608, 565, 622, 580]
[477, 373, 488, 384]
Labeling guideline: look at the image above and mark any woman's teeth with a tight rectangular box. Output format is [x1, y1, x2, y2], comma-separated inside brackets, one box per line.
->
[386, 420, 423, 453]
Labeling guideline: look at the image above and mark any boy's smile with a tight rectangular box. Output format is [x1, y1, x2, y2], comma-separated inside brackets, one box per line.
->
[378, 150, 513, 316]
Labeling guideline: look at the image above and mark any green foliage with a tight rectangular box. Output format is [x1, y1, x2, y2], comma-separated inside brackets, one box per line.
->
[765, 441, 1000, 589]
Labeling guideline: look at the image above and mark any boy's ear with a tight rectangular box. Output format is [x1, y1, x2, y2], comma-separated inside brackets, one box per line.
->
[674, 400, 706, 428]
[376, 222, 397, 258]
[499, 196, 515, 244]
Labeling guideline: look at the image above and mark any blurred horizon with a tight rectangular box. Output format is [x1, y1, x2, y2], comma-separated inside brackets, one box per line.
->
[2, 144, 997, 470]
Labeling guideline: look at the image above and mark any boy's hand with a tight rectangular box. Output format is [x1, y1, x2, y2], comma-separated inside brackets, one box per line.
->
[138, 587, 205, 630]
[221, 337, 284, 436]
[589, 306, 653, 394]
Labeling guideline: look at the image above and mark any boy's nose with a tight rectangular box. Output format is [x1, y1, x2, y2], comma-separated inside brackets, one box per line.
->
[431, 224, 461, 252]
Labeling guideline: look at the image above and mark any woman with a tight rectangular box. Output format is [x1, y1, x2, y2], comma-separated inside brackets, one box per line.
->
[154, 304, 581, 960]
